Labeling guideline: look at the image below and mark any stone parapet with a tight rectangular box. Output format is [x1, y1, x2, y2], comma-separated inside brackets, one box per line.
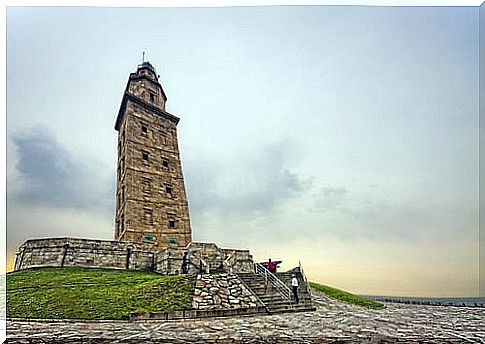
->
[154, 247, 185, 275]
[224, 249, 253, 273]
[14, 237, 157, 271]
[14, 238, 254, 275]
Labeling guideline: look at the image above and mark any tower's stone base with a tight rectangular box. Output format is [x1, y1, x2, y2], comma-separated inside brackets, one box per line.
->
[14, 237, 254, 275]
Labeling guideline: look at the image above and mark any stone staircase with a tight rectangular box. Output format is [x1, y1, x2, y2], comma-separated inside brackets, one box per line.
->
[276, 269, 314, 305]
[238, 269, 316, 314]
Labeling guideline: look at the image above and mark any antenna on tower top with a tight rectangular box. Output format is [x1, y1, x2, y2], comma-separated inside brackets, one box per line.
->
[142, 51, 146, 63]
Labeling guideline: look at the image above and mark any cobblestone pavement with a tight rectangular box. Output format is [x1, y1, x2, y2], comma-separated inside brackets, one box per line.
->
[6, 290, 485, 343]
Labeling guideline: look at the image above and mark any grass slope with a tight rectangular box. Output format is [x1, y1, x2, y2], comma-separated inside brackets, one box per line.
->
[310, 282, 384, 309]
[7, 267, 195, 320]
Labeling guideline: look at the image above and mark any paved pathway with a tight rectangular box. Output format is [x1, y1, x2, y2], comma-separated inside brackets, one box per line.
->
[6, 290, 485, 343]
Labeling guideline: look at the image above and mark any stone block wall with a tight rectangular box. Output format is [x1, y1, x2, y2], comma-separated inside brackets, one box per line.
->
[187, 242, 224, 273]
[223, 249, 254, 273]
[14, 238, 254, 275]
[192, 273, 259, 310]
[154, 243, 254, 275]
[154, 247, 185, 275]
[14, 238, 156, 271]
[115, 92, 192, 250]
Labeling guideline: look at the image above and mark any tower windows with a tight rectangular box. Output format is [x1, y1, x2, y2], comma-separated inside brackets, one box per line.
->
[141, 124, 148, 135]
[168, 237, 177, 244]
[144, 208, 153, 225]
[165, 184, 173, 195]
[144, 233, 154, 242]
[141, 177, 151, 194]
[160, 131, 167, 145]
[142, 151, 149, 163]
[149, 93, 156, 103]
[167, 212, 177, 229]
[162, 158, 169, 168]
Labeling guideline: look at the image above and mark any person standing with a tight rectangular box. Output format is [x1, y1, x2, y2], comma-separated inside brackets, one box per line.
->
[267, 258, 276, 273]
[291, 274, 299, 303]
[181, 252, 189, 274]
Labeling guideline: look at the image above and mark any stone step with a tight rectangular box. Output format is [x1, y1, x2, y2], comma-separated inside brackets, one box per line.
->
[261, 301, 294, 306]
[240, 283, 273, 289]
[256, 295, 286, 299]
[260, 296, 312, 302]
[268, 303, 314, 311]
[265, 301, 313, 307]
[258, 295, 286, 300]
[259, 296, 292, 301]
[238, 271, 315, 314]
[244, 287, 282, 292]
[260, 298, 312, 306]
[258, 296, 311, 303]
[241, 283, 268, 288]
[267, 303, 314, 311]
[267, 306, 317, 314]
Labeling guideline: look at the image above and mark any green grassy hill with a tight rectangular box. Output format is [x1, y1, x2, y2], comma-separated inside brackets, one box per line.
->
[7, 267, 195, 320]
[310, 282, 384, 309]
[7, 267, 383, 320]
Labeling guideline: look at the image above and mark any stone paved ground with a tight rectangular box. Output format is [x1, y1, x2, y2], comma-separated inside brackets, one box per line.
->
[6, 290, 485, 343]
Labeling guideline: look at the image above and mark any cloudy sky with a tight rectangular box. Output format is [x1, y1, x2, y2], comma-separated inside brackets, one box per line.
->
[6, 5, 480, 296]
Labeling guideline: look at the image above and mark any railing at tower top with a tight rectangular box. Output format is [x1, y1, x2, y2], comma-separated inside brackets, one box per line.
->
[254, 262, 292, 302]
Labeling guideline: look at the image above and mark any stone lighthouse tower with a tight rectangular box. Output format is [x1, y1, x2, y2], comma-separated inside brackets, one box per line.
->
[114, 61, 192, 249]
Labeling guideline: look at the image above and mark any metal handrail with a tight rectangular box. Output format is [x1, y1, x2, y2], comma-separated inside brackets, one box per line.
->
[254, 262, 292, 301]
[299, 260, 313, 300]
[237, 274, 270, 313]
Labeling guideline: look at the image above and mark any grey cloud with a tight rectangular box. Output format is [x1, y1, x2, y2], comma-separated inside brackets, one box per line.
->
[10, 125, 114, 212]
[185, 141, 307, 220]
[309, 184, 477, 242]
[312, 186, 349, 213]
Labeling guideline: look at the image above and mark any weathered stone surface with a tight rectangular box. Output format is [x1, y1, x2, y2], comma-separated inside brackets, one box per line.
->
[114, 63, 192, 250]
[14, 239, 254, 275]
[13, 238, 157, 271]
[192, 273, 260, 310]
[6, 290, 484, 343]
[214, 295, 222, 305]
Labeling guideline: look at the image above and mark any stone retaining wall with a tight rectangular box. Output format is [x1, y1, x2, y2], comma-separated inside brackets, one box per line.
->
[14, 238, 156, 271]
[192, 273, 259, 310]
[14, 238, 254, 275]
[153, 247, 184, 274]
